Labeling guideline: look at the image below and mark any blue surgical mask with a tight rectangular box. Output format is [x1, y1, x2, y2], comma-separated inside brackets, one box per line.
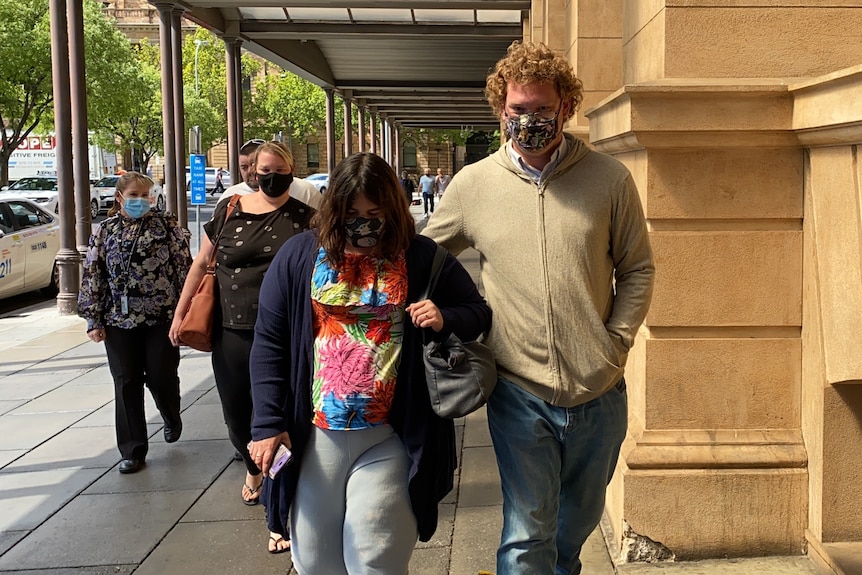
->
[123, 197, 150, 219]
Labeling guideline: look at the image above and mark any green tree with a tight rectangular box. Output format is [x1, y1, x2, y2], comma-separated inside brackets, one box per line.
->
[254, 70, 343, 144]
[0, 0, 52, 186]
[0, 0, 156, 185]
[87, 16, 162, 173]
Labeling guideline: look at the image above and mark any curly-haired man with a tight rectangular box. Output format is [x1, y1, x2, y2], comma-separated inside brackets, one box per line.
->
[423, 41, 655, 575]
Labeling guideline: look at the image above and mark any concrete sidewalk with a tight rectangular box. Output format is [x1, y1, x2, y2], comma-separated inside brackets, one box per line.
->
[0, 203, 823, 574]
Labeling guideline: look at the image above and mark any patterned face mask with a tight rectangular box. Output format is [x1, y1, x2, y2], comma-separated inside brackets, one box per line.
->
[345, 216, 385, 248]
[504, 107, 561, 151]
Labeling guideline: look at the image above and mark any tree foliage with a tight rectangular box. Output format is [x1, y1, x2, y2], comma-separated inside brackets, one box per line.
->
[87, 14, 162, 172]
[0, 0, 53, 185]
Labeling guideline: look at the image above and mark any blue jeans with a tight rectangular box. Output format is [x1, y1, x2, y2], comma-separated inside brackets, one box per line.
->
[487, 376, 628, 575]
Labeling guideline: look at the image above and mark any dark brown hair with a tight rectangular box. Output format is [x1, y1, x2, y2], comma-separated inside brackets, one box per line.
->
[313, 153, 415, 268]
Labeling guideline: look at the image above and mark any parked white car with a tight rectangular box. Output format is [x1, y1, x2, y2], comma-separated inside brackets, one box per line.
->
[0, 177, 60, 214]
[305, 173, 328, 193]
[92, 174, 166, 214]
[2, 176, 105, 218]
[0, 196, 59, 299]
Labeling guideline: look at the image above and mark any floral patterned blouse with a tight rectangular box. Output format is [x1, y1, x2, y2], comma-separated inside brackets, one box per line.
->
[79, 211, 192, 331]
[310, 247, 408, 430]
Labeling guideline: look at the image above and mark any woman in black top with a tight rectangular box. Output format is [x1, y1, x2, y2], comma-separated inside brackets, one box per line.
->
[169, 142, 313, 552]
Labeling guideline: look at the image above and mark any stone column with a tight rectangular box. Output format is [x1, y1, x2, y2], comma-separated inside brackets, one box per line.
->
[584, 0, 862, 562]
[357, 101, 367, 153]
[369, 111, 378, 155]
[342, 91, 353, 157]
[155, 2, 177, 217]
[170, 7, 186, 225]
[325, 89, 336, 175]
[224, 36, 241, 186]
[68, 0, 90, 255]
[48, 0, 78, 314]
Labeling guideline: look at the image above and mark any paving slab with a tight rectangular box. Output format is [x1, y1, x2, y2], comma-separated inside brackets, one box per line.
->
[0, 568, 135, 575]
[0, 490, 200, 571]
[408, 546, 451, 575]
[615, 556, 820, 574]
[132, 520, 293, 575]
[417, 502, 455, 550]
[0, 376, 65, 402]
[0, 411, 87, 450]
[170, 401, 230, 442]
[449, 503, 501, 574]
[458, 445, 502, 507]
[181, 460, 268, 523]
[0, 402, 24, 416]
[1, 426, 119, 472]
[0, 532, 26, 557]
[463, 407, 492, 448]
[64, 364, 114, 386]
[82, 438, 232, 494]
[0, 467, 105, 531]
[7, 382, 113, 415]
[0, 450, 25, 469]
[193, 387, 223, 406]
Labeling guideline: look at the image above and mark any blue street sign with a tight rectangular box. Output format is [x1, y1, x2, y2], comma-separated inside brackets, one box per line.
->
[190, 154, 207, 206]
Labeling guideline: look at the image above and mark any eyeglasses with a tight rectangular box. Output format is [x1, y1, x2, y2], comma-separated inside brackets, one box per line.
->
[240, 139, 265, 154]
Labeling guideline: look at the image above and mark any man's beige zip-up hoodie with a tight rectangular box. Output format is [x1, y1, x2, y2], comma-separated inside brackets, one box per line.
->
[422, 134, 654, 407]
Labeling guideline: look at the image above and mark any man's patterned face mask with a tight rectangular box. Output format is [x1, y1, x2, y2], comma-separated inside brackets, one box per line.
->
[504, 107, 561, 151]
[345, 216, 385, 248]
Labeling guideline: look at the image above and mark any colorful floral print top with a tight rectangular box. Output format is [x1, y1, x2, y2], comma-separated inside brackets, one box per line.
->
[310, 247, 408, 430]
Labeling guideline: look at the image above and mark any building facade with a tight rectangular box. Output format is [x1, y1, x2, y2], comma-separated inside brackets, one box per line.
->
[529, 2, 862, 572]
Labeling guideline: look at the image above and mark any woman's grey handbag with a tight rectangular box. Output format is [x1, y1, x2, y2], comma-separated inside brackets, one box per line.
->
[420, 245, 497, 419]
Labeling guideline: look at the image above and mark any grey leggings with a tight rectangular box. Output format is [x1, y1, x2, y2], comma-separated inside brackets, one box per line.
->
[291, 425, 418, 575]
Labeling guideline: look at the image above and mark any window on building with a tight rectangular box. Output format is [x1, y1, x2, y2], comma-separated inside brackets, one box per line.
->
[307, 143, 319, 168]
[403, 141, 417, 167]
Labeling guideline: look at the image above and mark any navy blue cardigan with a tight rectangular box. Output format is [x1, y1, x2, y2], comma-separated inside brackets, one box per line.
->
[250, 231, 491, 542]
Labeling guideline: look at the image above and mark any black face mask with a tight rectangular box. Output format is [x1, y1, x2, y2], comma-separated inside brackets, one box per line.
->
[257, 172, 293, 197]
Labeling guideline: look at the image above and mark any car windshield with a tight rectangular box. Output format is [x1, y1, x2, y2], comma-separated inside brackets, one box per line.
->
[309, 174, 326, 180]
[10, 178, 57, 191]
[94, 177, 118, 187]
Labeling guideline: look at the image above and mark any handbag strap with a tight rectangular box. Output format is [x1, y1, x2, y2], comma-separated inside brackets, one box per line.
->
[419, 244, 448, 301]
[206, 194, 240, 270]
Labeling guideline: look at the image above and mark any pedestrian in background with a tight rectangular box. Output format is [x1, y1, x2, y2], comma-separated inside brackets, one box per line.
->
[418, 167, 435, 217]
[247, 152, 491, 574]
[78, 171, 192, 475]
[400, 169, 416, 205]
[213, 166, 226, 195]
[434, 168, 451, 197]
[423, 41, 655, 575]
[169, 141, 315, 554]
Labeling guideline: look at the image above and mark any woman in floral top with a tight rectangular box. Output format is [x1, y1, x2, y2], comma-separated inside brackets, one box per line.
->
[78, 172, 192, 474]
[247, 153, 492, 574]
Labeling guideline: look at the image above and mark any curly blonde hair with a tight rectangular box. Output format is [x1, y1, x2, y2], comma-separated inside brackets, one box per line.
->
[485, 41, 583, 122]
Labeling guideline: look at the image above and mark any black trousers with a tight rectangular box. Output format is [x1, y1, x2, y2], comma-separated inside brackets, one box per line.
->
[423, 192, 435, 214]
[104, 323, 181, 460]
[211, 326, 260, 475]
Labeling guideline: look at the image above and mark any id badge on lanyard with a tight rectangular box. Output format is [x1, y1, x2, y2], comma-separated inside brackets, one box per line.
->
[120, 221, 142, 316]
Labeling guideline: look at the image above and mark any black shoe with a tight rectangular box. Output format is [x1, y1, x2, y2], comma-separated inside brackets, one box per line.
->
[164, 418, 182, 443]
[119, 458, 145, 474]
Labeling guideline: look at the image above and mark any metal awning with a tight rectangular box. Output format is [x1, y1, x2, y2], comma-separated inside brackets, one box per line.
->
[176, 0, 527, 129]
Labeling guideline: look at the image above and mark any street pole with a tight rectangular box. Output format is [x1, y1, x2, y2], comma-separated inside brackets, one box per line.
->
[194, 39, 209, 96]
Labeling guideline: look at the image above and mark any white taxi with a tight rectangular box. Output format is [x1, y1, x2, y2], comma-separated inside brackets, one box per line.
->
[0, 197, 60, 299]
